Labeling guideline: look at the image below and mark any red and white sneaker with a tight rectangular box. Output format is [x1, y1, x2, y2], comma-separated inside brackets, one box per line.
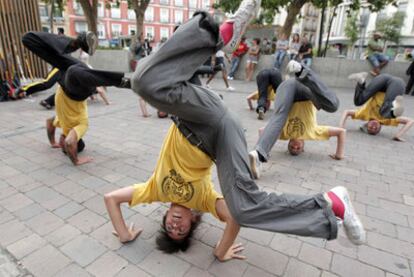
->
[329, 186, 366, 245]
[222, 0, 261, 53]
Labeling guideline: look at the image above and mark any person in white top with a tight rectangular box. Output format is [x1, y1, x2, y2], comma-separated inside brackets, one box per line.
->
[205, 50, 235, 91]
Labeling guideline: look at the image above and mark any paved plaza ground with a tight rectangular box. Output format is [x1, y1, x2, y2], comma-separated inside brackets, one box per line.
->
[0, 77, 414, 277]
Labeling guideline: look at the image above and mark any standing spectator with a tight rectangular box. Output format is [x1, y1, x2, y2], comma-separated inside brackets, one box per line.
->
[245, 38, 261, 81]
[298, 36, 313, 67]
[205, 50, 235, 91]
[405, 49, 414, 95]
[261, 38, 272, 55]
[366, 32, 389, 76]
[129, 33, 145, 71]
[143, 38, 152, 56]
[273, 33, 289, 69]
[227, 36, 249, 80]
[288, 33, 301, 61]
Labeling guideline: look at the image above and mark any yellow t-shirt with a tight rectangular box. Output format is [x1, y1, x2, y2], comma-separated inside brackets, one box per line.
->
[53, 85, 88, 139]
[279, 101, 330, 140]
[251, 86, 276, 101]
[130, 125, 222, 219]
[352, 92, 399, 126]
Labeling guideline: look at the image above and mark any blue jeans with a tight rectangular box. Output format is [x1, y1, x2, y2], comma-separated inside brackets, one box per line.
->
[367, 53, 388, 68]
[228, 56, 241, 78]
[301, 58, 312, 67]
[274, 50, 286, 69]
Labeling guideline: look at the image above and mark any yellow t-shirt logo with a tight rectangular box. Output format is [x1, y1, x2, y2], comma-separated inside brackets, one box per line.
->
[161, 169, 195, 203]
[286, 117, 306, 138]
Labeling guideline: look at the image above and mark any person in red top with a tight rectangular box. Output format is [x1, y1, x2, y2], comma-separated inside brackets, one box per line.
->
[227, 36, 249, 80]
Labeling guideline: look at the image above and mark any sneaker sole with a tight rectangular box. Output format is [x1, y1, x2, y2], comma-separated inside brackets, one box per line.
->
[258, 111, 264, 120]
[86, 32, 98, 56]
[339, 187, 366, 245]
[248, 152, 260, 179]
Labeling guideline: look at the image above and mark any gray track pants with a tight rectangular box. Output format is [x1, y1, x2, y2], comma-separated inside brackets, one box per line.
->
[354, 73, 405, 118]
[255, 69, 339, 162]
[132, 12, 338, 240]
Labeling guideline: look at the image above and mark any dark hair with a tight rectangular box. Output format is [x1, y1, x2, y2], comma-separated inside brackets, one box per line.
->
[156, 213, 201, 253]
[253, 38, 261, 44]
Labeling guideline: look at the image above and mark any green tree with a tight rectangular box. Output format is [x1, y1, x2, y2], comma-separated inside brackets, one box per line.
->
[375, 11, 405, 49]
[344, 11, 359, 58]
[217, 0, 397, 39]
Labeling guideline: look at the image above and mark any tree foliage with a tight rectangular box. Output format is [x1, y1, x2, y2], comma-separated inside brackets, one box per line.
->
[344, 11, 359, 45]
[375, 11, 405, 45]
[216, 0, 398, 38]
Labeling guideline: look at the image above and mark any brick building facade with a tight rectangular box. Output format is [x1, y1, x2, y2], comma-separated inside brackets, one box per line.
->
[64, 0, 214, 46]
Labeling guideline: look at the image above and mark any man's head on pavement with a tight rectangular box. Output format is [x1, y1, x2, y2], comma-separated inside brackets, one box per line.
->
[367, 120, 381, 135]
[288, 139, 305, 156]
[156, 203, 201, 253]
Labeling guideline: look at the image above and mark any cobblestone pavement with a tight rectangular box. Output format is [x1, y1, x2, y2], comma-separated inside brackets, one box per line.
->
[0, 77, 413, 277]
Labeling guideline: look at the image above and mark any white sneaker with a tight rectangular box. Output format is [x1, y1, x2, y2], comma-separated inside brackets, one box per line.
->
[226, 86, 235, 91]
[257, 107, 265, 120]
[249, 150, 262, 179]
[330, 186, 366, 245]
[392, 95, 404, 117]
[205, 84, 211, 89]
[348, 72, 368, 85]
[222, 0, 262, 53]
[286, 60, 302, 74]
[227, 76, 234, 80]
[85, 31, 98, 56]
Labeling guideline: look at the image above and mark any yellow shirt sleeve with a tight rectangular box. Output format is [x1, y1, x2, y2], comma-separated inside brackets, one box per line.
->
[130, 176, 159, 207]
[203, 183, 223, 221]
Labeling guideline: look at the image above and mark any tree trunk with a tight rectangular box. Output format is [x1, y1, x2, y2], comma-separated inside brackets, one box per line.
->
[131, 0, 149, 39]
[79, 0, 98, 35]
[280, 0, 308, 37]
[49, 0, 55, 33]
[323, 6, 337, 57]
[317, 2, 326, 57]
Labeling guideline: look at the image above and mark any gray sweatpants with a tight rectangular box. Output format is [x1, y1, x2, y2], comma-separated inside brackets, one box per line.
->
[255, 69, 339, 162]
[354, 73, 405, 118]
[132, 12, 338, 240]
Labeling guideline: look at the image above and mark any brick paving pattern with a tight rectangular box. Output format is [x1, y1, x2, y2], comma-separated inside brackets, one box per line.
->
[0, 77, 413, 277]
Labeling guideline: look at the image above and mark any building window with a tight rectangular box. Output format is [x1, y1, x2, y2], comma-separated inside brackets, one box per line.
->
[145, 26, 155, 40]
[160, 27, 169, 39]
[174, 10, 183, 24]
[160, 0, 169, 5]
[398, 1, 408, 12]
[98, 24, 106, 39]
[111, 4, 121, 18]
[202, 0, 209, 9]
[111, 23, 122, 37]
[128, 25, 137, 36]
[98, 2, 104, 17]
[160, 8, 169, 23]
[189, 0, 197, 8]
[145, 7, 154, 21]
[128, 9, 135, 20]
[39, 6, 48, 17]
[75, 22, 88, 33]
[73, 1, 84, 15]
[175, 0, 183, 6]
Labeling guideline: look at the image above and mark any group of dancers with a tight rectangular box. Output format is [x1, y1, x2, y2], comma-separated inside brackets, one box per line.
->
[20, 0, 412, 262]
